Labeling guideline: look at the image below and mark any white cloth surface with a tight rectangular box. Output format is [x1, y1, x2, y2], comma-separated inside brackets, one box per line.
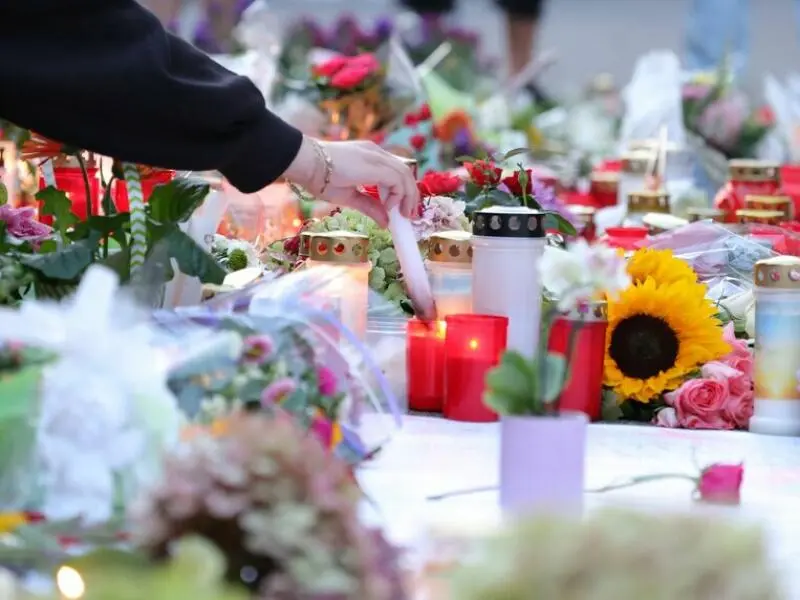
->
[359, 416, 800, 597]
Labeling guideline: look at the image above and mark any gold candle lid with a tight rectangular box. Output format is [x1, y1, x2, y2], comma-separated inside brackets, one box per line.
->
[686, 207, 727, 222]
[308, 230, 369, 263]
[621, 151, 654, 175]
[428, 230, 472, 264]
[728, 159, 779, 182]
[754, 256, 800, 289]
[628, 190, 670, 214]
[299, 231, 314, 257]
[745, 194, 792, 209]
[735, 209, 785, 224]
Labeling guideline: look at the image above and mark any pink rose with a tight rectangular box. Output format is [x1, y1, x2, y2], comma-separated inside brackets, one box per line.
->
[723, 392, 753, 430]
[667, 378, 733, 430]
[348, 53, 381, 74]
[701, 361, 751, 399]
[0, 205, 52, 243]
[317, 365, 338, 396]
[654, 407, 679, 428]
[260, 377, 296, 405]
[697, 463, 743, 504]
[721, 323, 752, 374]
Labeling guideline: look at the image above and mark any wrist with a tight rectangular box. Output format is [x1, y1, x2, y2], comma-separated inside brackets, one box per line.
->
[284, 136, 329, 196]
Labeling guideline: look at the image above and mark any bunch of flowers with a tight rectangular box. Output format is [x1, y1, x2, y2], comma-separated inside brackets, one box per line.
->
[682, 71, 773, 158]
[313, 53, 383, 93]
[291, 15, 391, 57]
[456, 151, 575, 233]
[603, 248, 747, 428]
[450, 507, 781, 600]
[130, 411, 406, 600]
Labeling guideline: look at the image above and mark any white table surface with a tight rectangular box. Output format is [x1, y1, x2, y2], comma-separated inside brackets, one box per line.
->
[358, 416, 800, 598]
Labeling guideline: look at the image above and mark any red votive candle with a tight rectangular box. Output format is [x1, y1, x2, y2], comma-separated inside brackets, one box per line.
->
[114, 170, 175, 212]
[38, 166, 100, 224]
[443, 314, 508, 422]
[407, 319, 446, 412]
[547, 303, 607, 421]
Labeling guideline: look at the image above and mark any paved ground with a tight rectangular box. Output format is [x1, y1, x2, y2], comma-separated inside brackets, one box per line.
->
[269, 0, 799, 97]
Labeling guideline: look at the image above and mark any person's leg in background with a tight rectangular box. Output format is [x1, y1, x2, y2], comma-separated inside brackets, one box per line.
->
[400, 0, 456, 19]
[684, 0, 749, 79]
[496, 0, 544, 77]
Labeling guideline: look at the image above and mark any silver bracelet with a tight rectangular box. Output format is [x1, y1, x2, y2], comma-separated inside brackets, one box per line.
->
[308, 137, 333, 196]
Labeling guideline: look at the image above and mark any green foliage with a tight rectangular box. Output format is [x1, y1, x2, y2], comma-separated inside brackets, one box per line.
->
[0, 182, 7, 206]
[227, 248, 248, 271]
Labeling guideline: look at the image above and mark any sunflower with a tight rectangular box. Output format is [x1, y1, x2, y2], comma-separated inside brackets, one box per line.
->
[626, 248, 699, 287]
[604, 277, 730, 403]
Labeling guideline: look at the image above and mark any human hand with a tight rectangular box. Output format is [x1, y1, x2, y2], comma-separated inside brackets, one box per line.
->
[282, 137, 419, 227]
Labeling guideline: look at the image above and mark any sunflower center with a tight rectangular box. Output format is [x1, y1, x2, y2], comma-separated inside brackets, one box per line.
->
[608, 314, 680, 380]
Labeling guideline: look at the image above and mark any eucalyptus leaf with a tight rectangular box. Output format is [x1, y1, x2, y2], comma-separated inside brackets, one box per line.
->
[165, 229, 226, 284]
[541, 352, 567, 404]
[543, 213, 578, 236]
[148, 179, 210, 224]
[19, 230, 100, 280]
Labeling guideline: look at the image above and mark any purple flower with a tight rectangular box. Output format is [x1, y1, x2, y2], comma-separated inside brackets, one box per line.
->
[374, 17, 393, 40]
[532, 179, 575, 225]
[453, 128, 473, 156]
[193, 20, 222, 53]
[261, 378, 297, 406]
[317, 366, 338, 396]
[241, 335, 274, 365]
[0, 205, 51, 243]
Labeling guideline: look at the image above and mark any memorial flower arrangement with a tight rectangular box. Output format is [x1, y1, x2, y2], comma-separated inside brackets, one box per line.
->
[130, 412, 407, 600]
[485, 241, 630, 416]
[210, 234, 261, 272]
[450, 507, 780, 600]
[603, 248, 754, 429]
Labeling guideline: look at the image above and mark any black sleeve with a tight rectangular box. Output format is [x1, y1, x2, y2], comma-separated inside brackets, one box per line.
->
[0, 0, 302, 193]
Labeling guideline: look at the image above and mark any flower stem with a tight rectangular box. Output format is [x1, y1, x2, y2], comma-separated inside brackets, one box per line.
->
[76, 153, 93, 222]
[586, 474, 698, 494]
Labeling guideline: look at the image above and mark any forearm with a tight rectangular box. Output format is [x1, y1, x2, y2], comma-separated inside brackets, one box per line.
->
[0, 0, 302, 193]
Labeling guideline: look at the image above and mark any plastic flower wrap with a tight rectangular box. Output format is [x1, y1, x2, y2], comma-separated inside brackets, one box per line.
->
[0, 266, 183, 522]
[153, 265, 403, 463]
[448, 510, 782, 600]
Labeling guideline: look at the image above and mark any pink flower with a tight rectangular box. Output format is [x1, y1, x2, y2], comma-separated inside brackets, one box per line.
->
[310, 413, 334, 449]
[260, 378, 296, 405]
[348, 53, 381, 74]
[0, 205, 51, 243]
[701, 361, 751, 399]
[665, 378, 733, 430]
[317, 365, 338, 396]
[723, 392, 754, 430]
[242, 335, 274, 365]
[697, 463, 743, 504]
[653, 407, 679, 428]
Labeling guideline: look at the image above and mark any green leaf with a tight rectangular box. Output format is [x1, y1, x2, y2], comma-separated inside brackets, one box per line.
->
[97, 246, 131, 282]
[148, 179, 210, 224]
[0, 366, 40, 420]
[165, 229, 226, 284]
[484, 350, 539, 415]
[544, 213, 578, 236]
[37, 239, 57, 254]
[101, 179, 118, 216]
[454, 155, 477, 164]
[36, 186, 79, 237]
[503, 147, 528, 161]
[541, 352, 567, 404]
[0, 182, 7, 206]
[19, 230, 99, 280]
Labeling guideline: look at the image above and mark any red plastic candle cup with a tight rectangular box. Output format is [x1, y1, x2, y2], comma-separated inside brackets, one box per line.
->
[114, 170, 175, 212]
[407, 319, 446, 412]
[443, 314, 508, 422]
[38, 166, 101, 224]
[547, 304, 608, 421]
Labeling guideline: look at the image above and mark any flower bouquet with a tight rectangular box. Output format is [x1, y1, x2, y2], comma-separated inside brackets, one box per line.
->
[602, 247, 754, 430]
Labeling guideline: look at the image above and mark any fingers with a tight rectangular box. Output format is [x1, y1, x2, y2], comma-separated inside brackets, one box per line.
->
[363, 144, 419, 218]
[327, 189, 389, 227]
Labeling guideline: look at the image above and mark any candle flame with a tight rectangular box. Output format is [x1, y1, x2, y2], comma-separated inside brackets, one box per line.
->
[436, 321, 447, 339]
[468, 338, 479, 351]
[57, 566, 85, 599]
[292, 218, 302, 228]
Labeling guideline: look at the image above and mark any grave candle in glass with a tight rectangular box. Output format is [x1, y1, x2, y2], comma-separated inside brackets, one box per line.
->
[714, 160, 780, 223]
[546, 301, 607, 421]
[443, 314, 508, 422]
[624, 189, 670, 226]
[426, 231, 473, 319]
[305, 230, 371, 340]
[38, 163, 101, 223]
[472, 206, 546, 359]
[407, 319, 446, 412]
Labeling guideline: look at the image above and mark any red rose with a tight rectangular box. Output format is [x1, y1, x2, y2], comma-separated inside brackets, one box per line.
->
[417, 171, 463, 197]
[313, 55, 348, 78]
[697, 464, 743, 504]
[404, 112, 419, 127]
[464, 160, 502, 187]
[348, 53, 381, 74]
[410, 133, 427, 152]
[502, 169, 533, 196]
[283, 235, 300, 255]
[417, 103, 432, 121]
[755, 105, 775, 126]
[330, 66, 370, 89]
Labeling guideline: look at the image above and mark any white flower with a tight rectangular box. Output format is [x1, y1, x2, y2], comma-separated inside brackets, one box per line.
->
[412, 195, 469, 242]
[0, 266, 181, 523]
[718, 289, 755, 338]
[540, 240, 630, 311]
